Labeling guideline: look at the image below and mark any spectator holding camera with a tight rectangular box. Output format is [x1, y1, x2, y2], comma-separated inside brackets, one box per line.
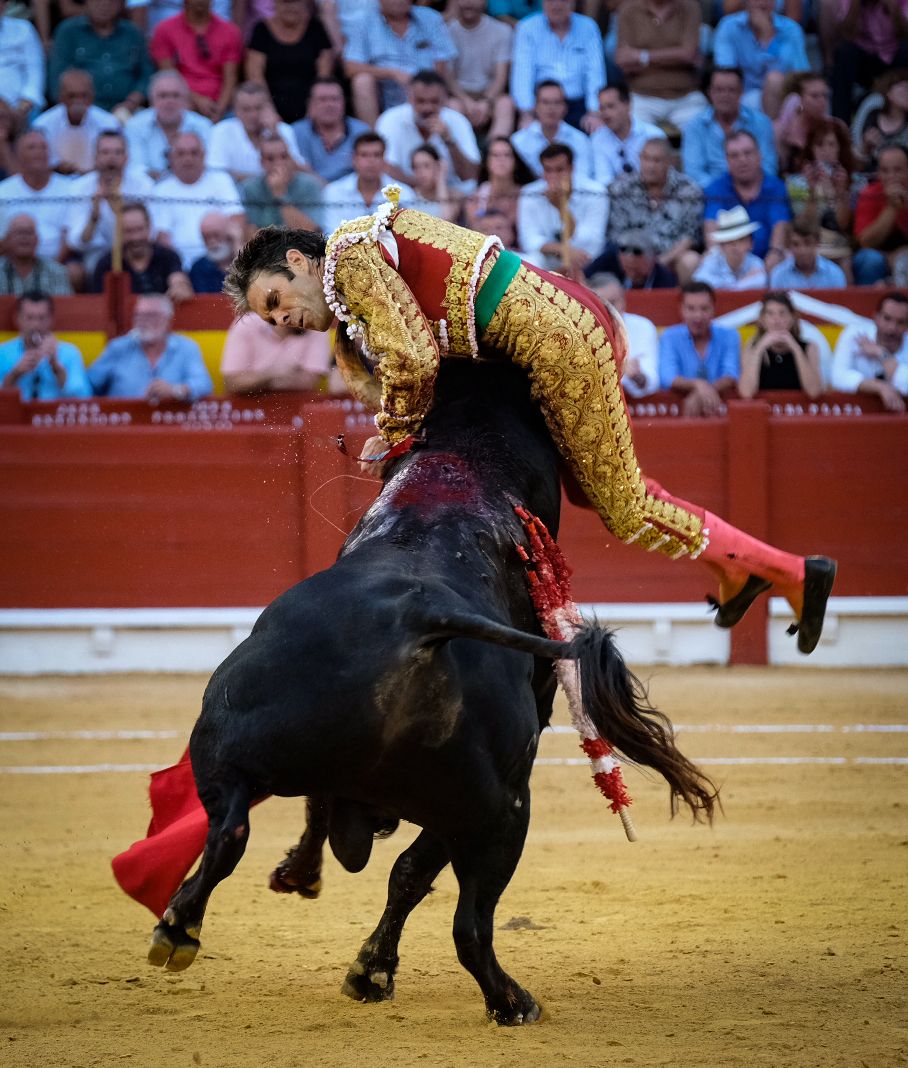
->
[853, 144, 908, 285]
[739, 290, 823, 398]
[0, 291, 91, 400]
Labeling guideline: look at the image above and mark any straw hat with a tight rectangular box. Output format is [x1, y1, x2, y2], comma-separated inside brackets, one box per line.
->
[711, 206, 761, 243]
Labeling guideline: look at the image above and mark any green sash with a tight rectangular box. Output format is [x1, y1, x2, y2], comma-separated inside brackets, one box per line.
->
[474, 249, 521, 337]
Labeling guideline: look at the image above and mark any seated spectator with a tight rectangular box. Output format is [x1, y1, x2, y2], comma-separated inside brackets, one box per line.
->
[241, 134, 323, 236]
[127, 0, 234, 37]
[344, 0, 457, 127]
[773, 72, 835, 175]
[464, 136, 533, 250]
[704, 129, 791, 270]
[511, 81, 594, 181]
[516, 142, 607, 274]
[587, 271, 659, 396]
[410, 144, 462, 222]
[0, 99, 15, 182]
[857, 69, 908, 169]
[510, 0, 605, 131]
[785, 118, 854, 259]
[769, 217, 847, 289]
[853, 144, 908, 285]
[659, 281, 741, 416]
[446, 0, 514, 141]
[0, 215, 73, 295]
[49, 0, 152, 117]
[207, 83, 307, 184]
[124, 71, 213, 181]
[89, 200, 191, 298]
[69, 130, 155, 272]
[0, 0, 45, 132]
[607, 137, 703, 284]
[825, 0, 908, 123]
[376, 71, 481, 192]
[152, 131, 246, 269]
[694, 205, 768, 289]
[321, 132, 415, 235]
[713, 0, 809, 118]
[89, 293, 213, 401]
[245, 0, 334, 125]
[0, 291, 91, 400]
[291, 78, 370, 185]
[739, 290, 823, 398]
[0, 131, 74, 262]
[188, 211, 240, 292]
[584, 228, 679, 288]
[682, 67, 778, 188]
[830, 291, 908, 411]
[591, 83, 665, 188]
[615, 0, 705, 131]
[221, 312, 333, 393]
[33, 70, 120, 177]
[150, 0, 243, 123]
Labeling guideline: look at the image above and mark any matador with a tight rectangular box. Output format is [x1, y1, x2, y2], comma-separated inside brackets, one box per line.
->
[224, 190, 836, 653]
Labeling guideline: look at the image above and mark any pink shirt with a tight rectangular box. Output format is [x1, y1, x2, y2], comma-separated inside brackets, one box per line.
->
[221, 314, 332, 379]
[838, 0, 908, 63]
[150, 13, 244, 101]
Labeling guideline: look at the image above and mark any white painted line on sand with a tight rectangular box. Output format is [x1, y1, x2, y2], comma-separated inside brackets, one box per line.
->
[0, 729, 180, 741]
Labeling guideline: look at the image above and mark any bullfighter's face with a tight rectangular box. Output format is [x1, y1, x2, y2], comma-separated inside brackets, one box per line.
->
[246, 251, 335, 333]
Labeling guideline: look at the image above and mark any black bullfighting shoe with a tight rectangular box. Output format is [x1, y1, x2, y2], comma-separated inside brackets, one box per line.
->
[708, 574, 773, 628]
[787, 556, 837, 655]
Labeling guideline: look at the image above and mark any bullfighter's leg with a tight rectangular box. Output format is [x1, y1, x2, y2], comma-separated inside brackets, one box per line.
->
[270, 795, 330, 897]
[449, 792, 539, 1025]
[148, 782, 251, 972]
[482, 265, 835, 652]
[342, 830, 449, 1003]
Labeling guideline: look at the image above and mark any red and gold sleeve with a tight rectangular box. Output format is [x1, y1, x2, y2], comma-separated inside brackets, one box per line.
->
[333, 242, 440, 446]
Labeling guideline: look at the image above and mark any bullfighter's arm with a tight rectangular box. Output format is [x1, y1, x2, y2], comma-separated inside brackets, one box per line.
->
[332, 330, 381, 412]
[332, 242, 440, 446]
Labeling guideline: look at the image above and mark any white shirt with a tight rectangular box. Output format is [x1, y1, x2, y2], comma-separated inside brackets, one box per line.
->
[68, 166, 156, 265]
[0, 14, 45, 109]
[320, 172, 415, 236]
[150, 170, 245, 268]
[124, 109, 213, 177]
[511, 121, 595, 181]
[32, 105, 122, 172]
[0, 173, 76, 258]
[517, 176, 608, 264]
[591, 119, 666, 187]
[376, 104, 480, 193]
[621, 311, 659, 397]
[206, 117, 306, 180]
[831, 320, 908, 394]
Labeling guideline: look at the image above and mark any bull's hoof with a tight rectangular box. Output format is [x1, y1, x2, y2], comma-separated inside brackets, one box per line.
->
[148, 919, 201, 972]
[487, 989, 541, 1026]
[341, 960, 396, 1003]
[269, 863, 322, 898]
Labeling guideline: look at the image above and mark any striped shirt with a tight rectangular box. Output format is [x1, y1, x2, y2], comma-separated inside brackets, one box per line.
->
[510, 13, 606, 114]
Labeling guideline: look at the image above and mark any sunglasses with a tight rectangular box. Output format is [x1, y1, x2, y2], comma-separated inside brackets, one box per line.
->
[196, 34, 211, 60]
[619, 245, 646, 256]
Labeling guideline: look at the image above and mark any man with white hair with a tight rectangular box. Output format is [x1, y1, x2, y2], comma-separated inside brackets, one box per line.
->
[124, 70, 213, 180]
[188, 211, 239, 292]
[88, 292, 212, 400]
[0, 215, 73, 295]
[33, 69, 120, 175]
[587, 272, 658, 397]
[151, 131, 245, 269]
[207, 82, 306, 185]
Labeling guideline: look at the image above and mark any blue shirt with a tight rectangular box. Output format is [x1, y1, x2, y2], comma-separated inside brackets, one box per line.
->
[703, 171, 792, 259]
[769, 255, 847, 290]
[510, 13, 606, 114]
[659, 323, 741, 389]
[0, 337, 91, 400]
[88, 332, 212, 399]
[681, 105, 778, 186]
[712, 12, 809, 94]
[291, 117, 370, 183]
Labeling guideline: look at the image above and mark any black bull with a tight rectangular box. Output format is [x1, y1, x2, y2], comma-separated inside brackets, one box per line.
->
[147, 359, 717, 1024]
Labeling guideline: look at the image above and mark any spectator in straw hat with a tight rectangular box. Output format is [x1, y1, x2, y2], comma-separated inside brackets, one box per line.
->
[693, 206, 768, 290]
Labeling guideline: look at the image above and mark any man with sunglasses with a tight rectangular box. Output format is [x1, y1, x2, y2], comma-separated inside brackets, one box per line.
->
[591, 84, 664, 187]
[150, 0, 243, 123]
[583, 228, 678, 289]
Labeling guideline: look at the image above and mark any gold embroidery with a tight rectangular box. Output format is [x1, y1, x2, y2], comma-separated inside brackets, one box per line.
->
[482, 264, 705, 558]
[333, 242, 439, 445]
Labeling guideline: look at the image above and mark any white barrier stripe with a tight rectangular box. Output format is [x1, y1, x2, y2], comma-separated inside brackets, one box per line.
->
[0, 763, 162, 774]
[0, 729, 180, 741]
[548, 724, 908, 735]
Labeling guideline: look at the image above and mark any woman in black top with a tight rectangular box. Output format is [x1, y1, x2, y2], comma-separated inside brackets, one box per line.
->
[246, 0, 334, 125]
[739, 291, 823, 398]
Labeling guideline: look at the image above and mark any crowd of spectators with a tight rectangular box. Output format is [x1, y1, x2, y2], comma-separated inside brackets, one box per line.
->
[0, 0, 905, 408]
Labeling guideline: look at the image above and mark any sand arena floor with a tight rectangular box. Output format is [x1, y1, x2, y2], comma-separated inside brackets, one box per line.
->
[1, 668, 906, 1068]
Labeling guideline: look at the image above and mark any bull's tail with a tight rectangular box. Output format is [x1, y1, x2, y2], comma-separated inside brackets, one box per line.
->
[419, 612, 718, 823]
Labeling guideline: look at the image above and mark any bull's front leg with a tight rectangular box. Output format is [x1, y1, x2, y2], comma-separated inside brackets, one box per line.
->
[343, 830, 448, 1003]
[270, 796, 330, 897]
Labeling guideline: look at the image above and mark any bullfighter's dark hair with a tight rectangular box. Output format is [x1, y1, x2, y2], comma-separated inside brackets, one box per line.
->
[223, 226, 327, 313]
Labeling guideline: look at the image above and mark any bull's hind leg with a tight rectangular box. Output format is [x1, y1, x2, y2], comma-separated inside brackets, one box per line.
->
[450, 796, 539, 1025]
[148, 783, 251, 972]
[270, 796, 329, 897]
[343, 830, 448, 1003]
